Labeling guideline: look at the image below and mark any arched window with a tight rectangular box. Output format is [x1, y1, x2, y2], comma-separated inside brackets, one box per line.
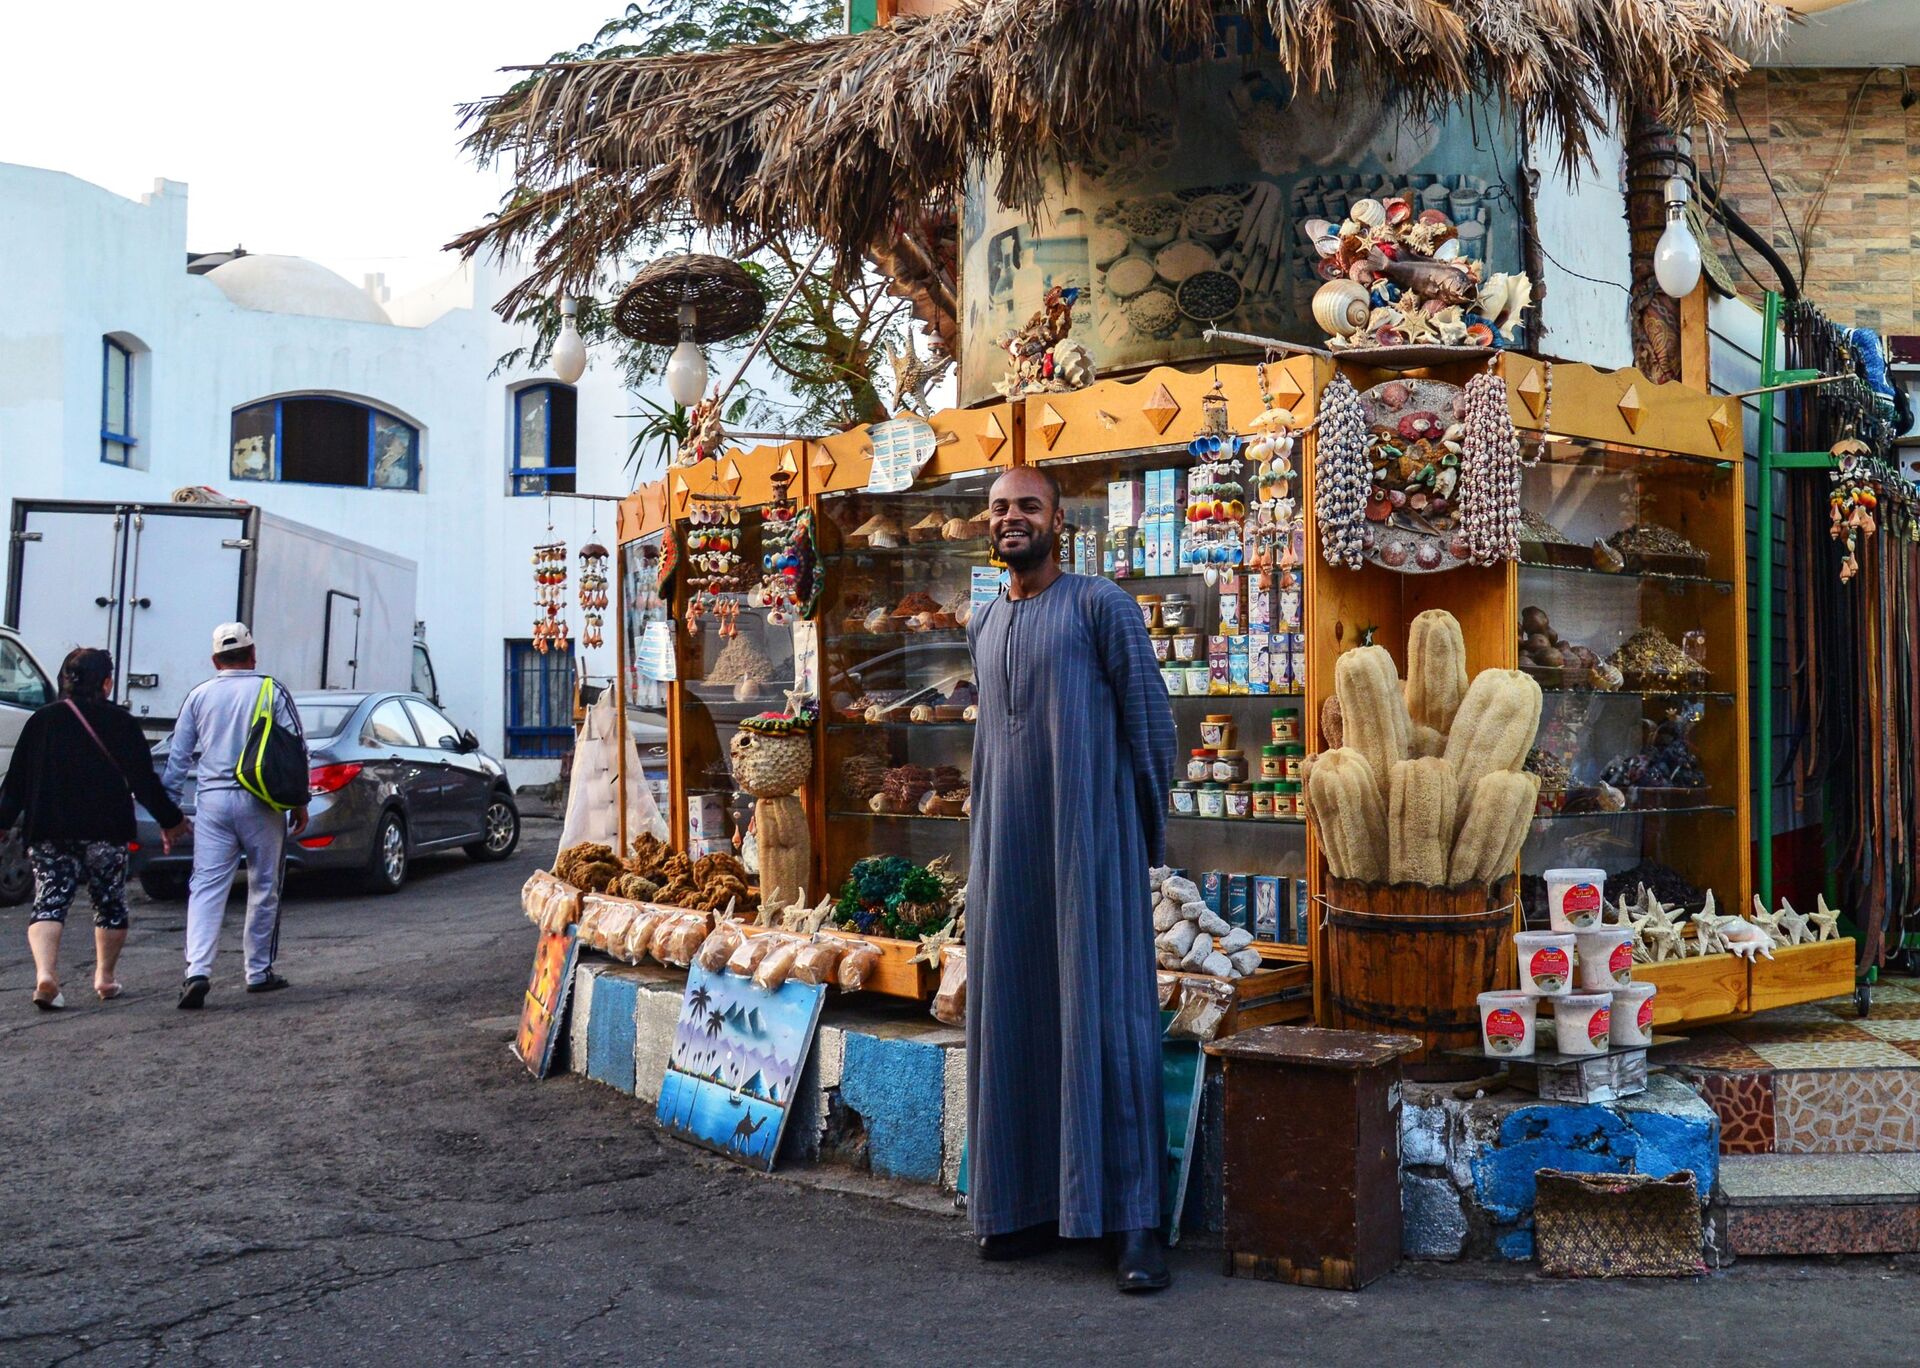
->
[511, 384, 577, 495]
[231, 395, 420, 490]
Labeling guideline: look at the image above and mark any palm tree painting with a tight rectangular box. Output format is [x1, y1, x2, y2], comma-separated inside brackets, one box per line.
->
[688, 984, 713, 1024]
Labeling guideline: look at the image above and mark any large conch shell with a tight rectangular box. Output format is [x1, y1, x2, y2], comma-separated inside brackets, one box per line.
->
[1497, 275, 1535, 339]
[1348, 198, 1388, 229]
[1312, 280, 1372, 339]
[1475, 273, 1511, 323]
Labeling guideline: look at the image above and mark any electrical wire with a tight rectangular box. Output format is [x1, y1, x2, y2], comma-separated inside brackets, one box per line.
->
[1732, 94, 1805, 281]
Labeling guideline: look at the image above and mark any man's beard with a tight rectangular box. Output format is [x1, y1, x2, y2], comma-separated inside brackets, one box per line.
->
[996, 528, 1056, 572]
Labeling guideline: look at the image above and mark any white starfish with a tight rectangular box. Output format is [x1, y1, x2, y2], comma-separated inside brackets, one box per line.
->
[1640, 892, 1685, 963]
[1776, 897, 1811, 947]
[1751, 894, 1788, 948]
[911, 918, 961, 967]
[1810, 894, 1842, 944]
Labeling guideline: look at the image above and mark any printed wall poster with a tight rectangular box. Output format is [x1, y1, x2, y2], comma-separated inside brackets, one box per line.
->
[656, 961, 827, 1171]
[958, 23, 1524, 403]
[515, 927, 581, 1079]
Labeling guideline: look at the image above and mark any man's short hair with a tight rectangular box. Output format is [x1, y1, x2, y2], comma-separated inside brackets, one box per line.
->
[994, 463, 1062, 510]
[213, 646, 255, 668]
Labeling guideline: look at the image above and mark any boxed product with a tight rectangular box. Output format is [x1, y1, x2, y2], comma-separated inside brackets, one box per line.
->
[1201, 869, 1226, 917]
[688, 793, 728, 843]
[1293, 878, 1310, 944]
[1249, 632, 1272, 693]
[1252, 875, 1282, 941]
[1143, 517, 1162, 577]
[1157, 516, 1178, 578]
[1278, 586, 1303, 631]
[1208, 635, 1231, 693]
[1250, 583, 1272, 630]
[1108, 479, 1144, 530]
[1228, 635, 1250, 693]
[1226, 874, 1251, 931]
[972, 564, 1009, 605]
[1219, 577, 1244, 632]
[691, 836, 733, 860]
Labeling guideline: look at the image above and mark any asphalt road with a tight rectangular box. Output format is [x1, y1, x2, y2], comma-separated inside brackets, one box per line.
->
[1, 818, 1914, 1366]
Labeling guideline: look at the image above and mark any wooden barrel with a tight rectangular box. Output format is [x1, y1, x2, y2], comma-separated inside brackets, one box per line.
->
[1322, 878, 1517, 1063]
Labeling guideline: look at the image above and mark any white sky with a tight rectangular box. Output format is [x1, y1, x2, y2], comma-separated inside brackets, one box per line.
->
[0, 1, 620, 294]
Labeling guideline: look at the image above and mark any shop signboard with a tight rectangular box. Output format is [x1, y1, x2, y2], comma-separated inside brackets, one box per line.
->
[958, 23, 1523, 403]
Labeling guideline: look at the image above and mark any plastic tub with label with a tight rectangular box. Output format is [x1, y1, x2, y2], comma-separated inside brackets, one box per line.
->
[1545, 867, 1607, 931]
[1514, 930, 1576, 996]
[1610, 982, 1658, 1046]
[1552, 992, 1613, 1055]
[1575, 927, 1636, 990]
[1477, 991, 1537, 1058]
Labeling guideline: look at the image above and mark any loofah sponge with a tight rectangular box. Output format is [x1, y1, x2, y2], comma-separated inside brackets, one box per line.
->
[1408, 724, 1444, 759]
[1335, 646, 1411, 803]
[1449, 770, 1541, 884]
[1306, 747, 1387, 882]
[1443, 669, 1542, 834]
[1388, 758, 1458, 886]
[1405, 610, 1469, 734]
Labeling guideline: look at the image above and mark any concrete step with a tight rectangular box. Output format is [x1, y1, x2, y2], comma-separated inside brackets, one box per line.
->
[1716, 1153, 1920, 1256]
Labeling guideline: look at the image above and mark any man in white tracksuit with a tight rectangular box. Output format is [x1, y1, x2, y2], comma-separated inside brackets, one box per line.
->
[162, 622, 309, 1009]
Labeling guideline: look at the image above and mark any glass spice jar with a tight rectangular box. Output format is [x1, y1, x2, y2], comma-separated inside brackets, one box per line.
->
[1252, 782, 1276, 819]
[1159, 594, 1194, 628]
[1139, 596, 1163, 630]
[1161, 664, 1186, 697]
[1211, 749, 1247, 784]
[1259, 744, 1285, 780]
[1171, 631, 1203, 662]
[1197, 782, 1226, 818]
[1224, 784, 1252, 819]
[1277, 780, 1301, 817]
[1200, 714, 1235, 749]
[1270, 710, 1299, 745]
[1149, 629, 1173, 662]
[1170, 782, 1199, 816]
[1187, 748, 1214, 783]
[1281, 744, 1305, 783]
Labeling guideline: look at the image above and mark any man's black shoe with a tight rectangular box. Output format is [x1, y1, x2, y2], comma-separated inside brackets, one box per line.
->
[177, 976, 210, 1010]
[1114, 1227, 1170, 1293]
[976, 1222, 1058, 1261]
[246, 973, 290, 994]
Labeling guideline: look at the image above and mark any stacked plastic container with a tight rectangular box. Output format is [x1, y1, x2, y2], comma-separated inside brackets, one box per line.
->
[1477, 868, 1658, 1059]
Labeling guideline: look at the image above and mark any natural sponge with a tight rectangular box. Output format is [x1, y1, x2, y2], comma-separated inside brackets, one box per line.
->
[1442, 669, 1542, 833]
[1306, 748, 1387, 883]
[1449, 770, 1541, 884]
[1405, 609, 1469, 734]
[1334, 646, 1410, 803]
[1388, 758, 1458, 886]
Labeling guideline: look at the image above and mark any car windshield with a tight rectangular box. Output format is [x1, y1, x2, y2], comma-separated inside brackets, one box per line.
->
[297, 702, 359, 739]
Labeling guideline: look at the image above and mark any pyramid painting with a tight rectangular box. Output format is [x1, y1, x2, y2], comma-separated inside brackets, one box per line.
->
[657, 961, 827, 1171]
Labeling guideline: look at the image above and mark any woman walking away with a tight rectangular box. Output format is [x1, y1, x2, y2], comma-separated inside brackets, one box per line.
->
[0, 649, 190, 1008]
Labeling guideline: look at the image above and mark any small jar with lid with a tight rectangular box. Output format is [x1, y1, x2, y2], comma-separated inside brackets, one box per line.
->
[1211, 749, 1247, 784]
[1224, 783, 1252, 819]
[1252, 782, 1276, 819]
[1171, 631, 1203, 662]
[1160, 594, 1194, 629]
[1259, 744, 1285, 781]
[1270, 710, 1300, 745]
[1182, 662, 1209, 697]
[1281, 743, 1306, 783]
[1149, 629, 1173, 663]
[1277, 780, 1301, 817]
[1138, 595, 1164, 631]
[1170, 782, 1199, 816]
[1187, 748, 1214, 783]
[1197, 782, 1226, 818]
[1200, 714, 1235, 750]
[1161, 664, 1186, 697]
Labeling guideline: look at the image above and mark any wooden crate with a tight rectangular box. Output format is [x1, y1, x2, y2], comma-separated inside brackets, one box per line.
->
[1636, 954, 1747, 1027]
[735, 922, 937, 1000]
[1748, 938, 1856, 1014]
[1224, 963, 1314, 1034]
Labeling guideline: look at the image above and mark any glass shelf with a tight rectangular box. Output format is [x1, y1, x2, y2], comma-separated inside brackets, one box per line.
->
[1519, 561, 1732, 593]
[820, 542, 991, 565]
[827, 720, 975, 733]
[1169, 814, 1307, 826]
[1531, 805, 1734, 822]
[829, 809, 970, 824]
[1542, 689, 1734, 704]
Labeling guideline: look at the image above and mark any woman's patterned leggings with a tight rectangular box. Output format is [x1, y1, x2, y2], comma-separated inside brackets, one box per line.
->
[28, 841, 130, 929]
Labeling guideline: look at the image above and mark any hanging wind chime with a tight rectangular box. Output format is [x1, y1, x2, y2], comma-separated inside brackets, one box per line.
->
[532, 540, 569, 654]
[1182, 379, 1246, 585]
[1244, 360, 1304, 587]
[578, 542, 609, 648]
[686, 490, 745, 636]
[754, 469, 819, 626]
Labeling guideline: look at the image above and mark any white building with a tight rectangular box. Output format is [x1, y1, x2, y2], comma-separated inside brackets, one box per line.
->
[0, 162, 646, 785]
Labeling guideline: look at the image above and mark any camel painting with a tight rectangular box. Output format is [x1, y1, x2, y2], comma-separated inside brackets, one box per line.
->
[656, 963, 827, 1173]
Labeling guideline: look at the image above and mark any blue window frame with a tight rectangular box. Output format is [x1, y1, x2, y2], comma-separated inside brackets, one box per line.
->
[505, 639, 575, 758]
[511, 384, 577, 495]
[102, 338, 135, 465]
[230, 396, 419, 490]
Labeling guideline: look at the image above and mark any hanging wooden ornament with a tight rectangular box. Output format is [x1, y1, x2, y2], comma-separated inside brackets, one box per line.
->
[533, 541, 569, 653]
[578, 542, 609, 648]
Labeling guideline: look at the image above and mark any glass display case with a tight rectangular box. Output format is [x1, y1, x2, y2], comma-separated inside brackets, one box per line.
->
[1513, 435, 1744, 926]
[620, 533, 672, 815]
[816, 467, 995, 891]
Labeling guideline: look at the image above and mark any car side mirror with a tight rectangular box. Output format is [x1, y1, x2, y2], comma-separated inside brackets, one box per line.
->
[458, 730, 480, 753]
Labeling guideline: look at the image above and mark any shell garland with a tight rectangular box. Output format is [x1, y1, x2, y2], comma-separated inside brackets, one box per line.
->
[1315, 372, 1369, 569]
[1458, 369, 1521, 566]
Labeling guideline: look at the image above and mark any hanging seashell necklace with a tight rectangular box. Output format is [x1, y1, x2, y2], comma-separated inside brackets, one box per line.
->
[1314, 372, 1369, 570]
[1458, 358, 1522, 565]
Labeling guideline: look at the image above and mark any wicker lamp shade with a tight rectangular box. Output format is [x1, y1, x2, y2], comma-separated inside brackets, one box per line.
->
[613, 253, 766, 345]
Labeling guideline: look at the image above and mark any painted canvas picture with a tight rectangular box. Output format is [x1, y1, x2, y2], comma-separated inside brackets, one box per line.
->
[515, 927, 580, 1079]
[656, 961, 827, 1171]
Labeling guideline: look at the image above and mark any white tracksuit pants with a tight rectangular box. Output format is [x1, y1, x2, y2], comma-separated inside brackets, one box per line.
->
[185, 787, 287, 983]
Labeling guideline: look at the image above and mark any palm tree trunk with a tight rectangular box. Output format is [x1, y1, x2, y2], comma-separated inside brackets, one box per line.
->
[1625, 106, 1686, 384]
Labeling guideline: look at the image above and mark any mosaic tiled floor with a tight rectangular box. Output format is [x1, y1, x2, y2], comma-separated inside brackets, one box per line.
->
[1658, 978, 1920, 1155]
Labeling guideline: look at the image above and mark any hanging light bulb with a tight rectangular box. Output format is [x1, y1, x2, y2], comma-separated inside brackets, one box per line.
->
[665, 302, 708, 408]
[552, 297, 588, 384]
[1654, 177, 1703, 300]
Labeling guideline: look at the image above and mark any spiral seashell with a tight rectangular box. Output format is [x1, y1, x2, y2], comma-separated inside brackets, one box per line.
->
[1476, 273, 1511, 322]
[1313, 280, 1373, 338]
[1349, 198, 1388, 228]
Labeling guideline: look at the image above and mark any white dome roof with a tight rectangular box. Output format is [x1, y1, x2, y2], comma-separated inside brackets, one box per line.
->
[205, 254, 390, 325]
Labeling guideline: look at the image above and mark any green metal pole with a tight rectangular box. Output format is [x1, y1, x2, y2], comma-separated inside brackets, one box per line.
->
[1756, 290, 1780, 911]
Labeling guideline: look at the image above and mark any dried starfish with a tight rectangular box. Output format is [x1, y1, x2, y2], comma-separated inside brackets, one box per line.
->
[911, 918, 961, 968]
[1809, 895, 1842, 944]
[1750, 894, 1788, 948]
[1775, 897, 1811, 947]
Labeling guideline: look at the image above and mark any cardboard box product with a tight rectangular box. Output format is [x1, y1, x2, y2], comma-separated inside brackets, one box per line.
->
[1228, 635, 1251, 694]
[1249, 632, 1272, 694]
[1250, 584, 1272, 630]
[1209, 636, 1231, 694]
[688, 793, 728, 843]
[1226, 874, 1252, 932]
[1202, 869, 1226, 917]
[1293, 878, 1311, 944]
[1109, 479, 1144, 530]
[1220, 587, 1243, 633]
[1253, 875, 1282, 941]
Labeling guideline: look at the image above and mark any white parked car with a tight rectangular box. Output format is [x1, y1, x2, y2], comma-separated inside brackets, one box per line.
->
[0, 627, 56, 905]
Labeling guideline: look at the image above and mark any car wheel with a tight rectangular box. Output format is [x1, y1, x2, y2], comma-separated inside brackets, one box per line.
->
[364, 811, 408, 894]
[138, 870, 191, 902]
[0, 832, 31, 907]
[465, 795, 520, 862]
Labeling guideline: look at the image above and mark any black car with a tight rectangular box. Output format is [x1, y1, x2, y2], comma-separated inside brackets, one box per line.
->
[132, 691, 520, 898]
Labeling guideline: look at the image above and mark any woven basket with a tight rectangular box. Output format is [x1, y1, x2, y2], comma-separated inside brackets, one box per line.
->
[613, 253, 766, 344]
[1533, 1169, 1706, 1278]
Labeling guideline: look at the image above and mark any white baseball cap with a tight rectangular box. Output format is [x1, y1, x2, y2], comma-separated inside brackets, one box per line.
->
[212, 621, 255, 653]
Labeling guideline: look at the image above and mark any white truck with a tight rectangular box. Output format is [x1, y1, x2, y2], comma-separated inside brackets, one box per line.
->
[5, 499, 430, 724]
[0, 624, 55, 904]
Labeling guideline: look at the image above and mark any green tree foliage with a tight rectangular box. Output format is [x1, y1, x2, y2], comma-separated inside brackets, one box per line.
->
[487, 0, 910, 459]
